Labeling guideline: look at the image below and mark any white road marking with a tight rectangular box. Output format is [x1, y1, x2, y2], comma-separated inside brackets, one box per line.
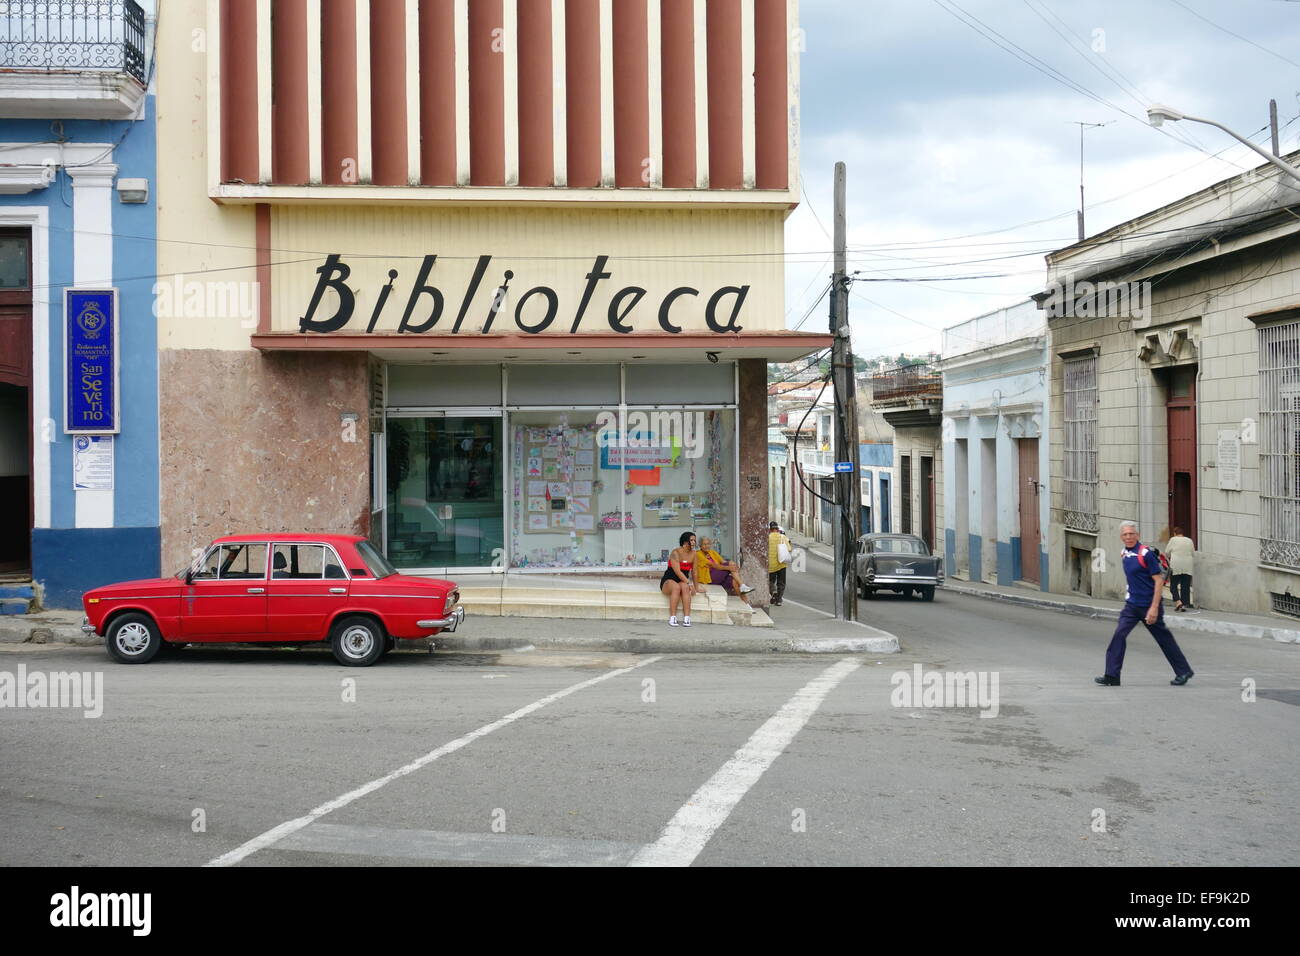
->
[206, 655, 664, 867]
[629, 657, 861, 867]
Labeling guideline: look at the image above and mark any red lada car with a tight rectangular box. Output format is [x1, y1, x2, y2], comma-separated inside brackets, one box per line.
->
[82, 534, 464, 667]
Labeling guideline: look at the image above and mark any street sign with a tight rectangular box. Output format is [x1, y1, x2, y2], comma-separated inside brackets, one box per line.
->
[834, 461, 855, 473]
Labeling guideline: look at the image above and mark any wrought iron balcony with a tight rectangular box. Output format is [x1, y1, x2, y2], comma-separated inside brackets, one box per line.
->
[0, 1, 147, 119]
[871, 362, 942, 403]
[1, 0, 145, 80]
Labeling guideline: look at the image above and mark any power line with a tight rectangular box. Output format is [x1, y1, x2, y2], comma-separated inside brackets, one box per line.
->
[1167, 0, 1300, 72]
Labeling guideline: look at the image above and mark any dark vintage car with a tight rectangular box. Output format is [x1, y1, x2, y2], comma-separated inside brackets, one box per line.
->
[855, 533, 943, 601]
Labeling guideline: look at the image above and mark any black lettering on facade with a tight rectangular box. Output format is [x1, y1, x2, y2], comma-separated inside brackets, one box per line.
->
[299, 254, 354, 332]
[658, 286, 698, 334]
[482, 271, 514, 333]
[515, 286, 559, 333]
[607, 287, 646, 333]
[452, 255, 492, 333]
[705, 285, 747, 333]
[367, 269, 399, 333]
[570, 255, 612, 333]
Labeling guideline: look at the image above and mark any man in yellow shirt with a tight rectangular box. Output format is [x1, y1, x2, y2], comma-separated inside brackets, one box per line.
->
[768, 521, 791, 606]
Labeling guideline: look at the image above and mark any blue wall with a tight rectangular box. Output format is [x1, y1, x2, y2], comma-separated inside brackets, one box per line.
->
[1, 101, 159, 608]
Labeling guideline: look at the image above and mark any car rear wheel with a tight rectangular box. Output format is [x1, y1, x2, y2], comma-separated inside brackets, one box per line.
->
[105, 613, 162, 664]
[920, 586, 935, 602]
[858, 580, 875, 599]
[330, 616, 385, 667]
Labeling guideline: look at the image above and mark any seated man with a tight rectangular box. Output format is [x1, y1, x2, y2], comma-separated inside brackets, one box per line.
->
[695, 537, 755, 605]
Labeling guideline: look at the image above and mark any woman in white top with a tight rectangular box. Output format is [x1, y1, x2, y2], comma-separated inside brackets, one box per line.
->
[1165, 527, 1195, 611]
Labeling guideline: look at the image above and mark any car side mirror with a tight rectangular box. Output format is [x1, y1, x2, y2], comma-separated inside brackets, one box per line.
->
[185, 568, 193, 585]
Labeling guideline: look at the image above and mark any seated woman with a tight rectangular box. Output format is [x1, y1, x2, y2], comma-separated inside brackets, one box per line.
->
[695, 537, 755, 605]
[660, 531, 706, 627]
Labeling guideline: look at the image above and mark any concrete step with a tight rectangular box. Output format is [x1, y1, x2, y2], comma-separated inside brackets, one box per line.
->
[457, 583, 769, 626]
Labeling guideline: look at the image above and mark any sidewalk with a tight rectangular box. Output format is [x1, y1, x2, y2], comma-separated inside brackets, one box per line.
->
[0, 605, 901, 656]
[944, 577, 1300, 645]
[782, 526, 1300, 645]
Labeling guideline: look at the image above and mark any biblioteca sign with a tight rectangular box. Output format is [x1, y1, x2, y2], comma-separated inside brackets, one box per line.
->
[297, 254, 752, 336]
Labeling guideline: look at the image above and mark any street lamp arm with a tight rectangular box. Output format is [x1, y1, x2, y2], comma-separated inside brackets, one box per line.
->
[1176, 112, 1300, 185]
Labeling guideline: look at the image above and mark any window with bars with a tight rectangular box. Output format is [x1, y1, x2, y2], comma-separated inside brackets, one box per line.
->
[1063, 355, 1099, 533]
[900, 455, 912, 534]
[1259, 322, 1300, 568]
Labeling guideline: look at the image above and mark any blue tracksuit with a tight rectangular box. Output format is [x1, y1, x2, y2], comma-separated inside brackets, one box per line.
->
[1104, 542, 1191, 678]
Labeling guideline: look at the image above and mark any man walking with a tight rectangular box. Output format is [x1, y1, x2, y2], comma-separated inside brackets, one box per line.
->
[1095, 521, 1194, 687]
[767, 521, 791, 607]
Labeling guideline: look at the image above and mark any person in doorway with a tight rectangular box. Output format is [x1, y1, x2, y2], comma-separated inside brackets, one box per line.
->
[696, 537, 755, 605]
[1095, 521, 1194, 687]
[1166, 526, 1196, 611]
[768, 521, 791, 607]
[660, 531, 705, 627]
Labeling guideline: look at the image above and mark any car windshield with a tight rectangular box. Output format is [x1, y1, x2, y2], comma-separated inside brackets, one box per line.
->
[873, 537, 927, 555]
[356, 540, 398, 579]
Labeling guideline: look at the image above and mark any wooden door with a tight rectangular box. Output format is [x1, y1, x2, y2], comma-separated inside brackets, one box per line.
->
[0, 228, 32, 571]
[1018, 438, 1040, 583]
[1167, 367, 1197, 541]
[920, 455, 935, 552]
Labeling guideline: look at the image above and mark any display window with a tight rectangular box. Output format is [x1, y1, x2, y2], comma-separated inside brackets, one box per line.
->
[507, 408, 736, 569]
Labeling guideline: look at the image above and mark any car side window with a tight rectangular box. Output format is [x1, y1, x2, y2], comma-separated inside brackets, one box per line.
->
[192, 547, 221, 580]
[273, 544, 326, 579]
[324, 548, 347, 579]
[221, 544, 267, 579]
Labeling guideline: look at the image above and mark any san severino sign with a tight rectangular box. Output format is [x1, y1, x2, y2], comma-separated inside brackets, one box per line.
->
[298, 254, 751, 336]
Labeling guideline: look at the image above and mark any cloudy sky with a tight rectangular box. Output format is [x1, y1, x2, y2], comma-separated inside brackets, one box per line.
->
[785, 0, 1300, 361]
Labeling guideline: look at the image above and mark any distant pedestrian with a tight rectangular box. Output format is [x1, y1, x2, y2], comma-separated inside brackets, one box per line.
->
[1095, 521, 1194, 687]
[1166, 526, 1196, 611]
[768, 521, 791, 607]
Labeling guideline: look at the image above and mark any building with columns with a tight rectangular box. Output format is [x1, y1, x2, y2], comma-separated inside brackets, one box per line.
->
[153, 0, 822, 599]
[938, 300, 1049, 589]
[0, 1, 158, 608]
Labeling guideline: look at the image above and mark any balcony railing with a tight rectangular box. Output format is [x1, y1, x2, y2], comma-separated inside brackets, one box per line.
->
[871, 362, 942, 402]
[799, 449, 834, 471]
[0, 1, 146, 83]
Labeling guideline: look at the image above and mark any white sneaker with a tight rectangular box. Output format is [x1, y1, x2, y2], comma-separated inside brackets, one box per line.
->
[668, 616, 678, 627]
[739, 585, 754, 594]
[682, 616, 692, 627]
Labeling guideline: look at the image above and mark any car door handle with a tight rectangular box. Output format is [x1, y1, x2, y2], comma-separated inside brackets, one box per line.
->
[247, 587, 265, 594]
[329, 587, 346, 594]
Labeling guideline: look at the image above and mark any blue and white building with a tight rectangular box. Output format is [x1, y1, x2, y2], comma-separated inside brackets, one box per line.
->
[938, 301, 1050, 589]
[0, 1, 158, 608]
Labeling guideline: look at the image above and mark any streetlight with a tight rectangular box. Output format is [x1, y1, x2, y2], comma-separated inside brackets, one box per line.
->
[1147, 104, 1300, 185]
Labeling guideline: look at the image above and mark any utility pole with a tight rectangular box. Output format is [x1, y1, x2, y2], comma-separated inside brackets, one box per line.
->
[1270, 99, 1280, 157]
[1074, 121, 1110, 242]
[830, 162, 859, 622]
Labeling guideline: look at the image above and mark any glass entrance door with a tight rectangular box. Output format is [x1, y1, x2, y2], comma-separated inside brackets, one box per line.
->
[385, 414, 503, 571]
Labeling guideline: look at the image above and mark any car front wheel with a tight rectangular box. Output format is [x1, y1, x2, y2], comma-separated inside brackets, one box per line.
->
[105, 613, 163, 664]
[330, 616, 386, 667]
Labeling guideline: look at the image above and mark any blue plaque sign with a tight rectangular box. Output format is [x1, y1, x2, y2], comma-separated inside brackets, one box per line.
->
[65, 289, 119, 434]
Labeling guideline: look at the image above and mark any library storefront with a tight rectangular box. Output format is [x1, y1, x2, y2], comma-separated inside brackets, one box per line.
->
[209, 205, 831, 580]
[380, 362, 739, 573]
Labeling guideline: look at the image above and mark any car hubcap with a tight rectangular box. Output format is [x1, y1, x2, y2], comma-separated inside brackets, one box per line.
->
[341, 625, 375, 659]
[116, 622, 151, 655]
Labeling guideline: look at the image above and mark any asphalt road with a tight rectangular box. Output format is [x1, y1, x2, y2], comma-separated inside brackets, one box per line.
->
[1, 556, 1297, 867]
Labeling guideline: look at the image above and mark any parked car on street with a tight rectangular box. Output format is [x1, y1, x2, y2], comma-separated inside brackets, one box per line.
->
[82, 534, 464, 667]
[855, 533, 943, 601]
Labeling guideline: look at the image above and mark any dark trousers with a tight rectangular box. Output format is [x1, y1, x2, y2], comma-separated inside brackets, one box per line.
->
[1170, 574, 1193, 606]
[769, 568, 787, 604]
[1105, 602, 1191, 678]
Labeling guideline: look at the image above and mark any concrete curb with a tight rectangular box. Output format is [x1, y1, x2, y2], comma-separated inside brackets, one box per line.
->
[0, 616, 98, 646]
[434, 632, 899, 654]
[945, 583, 1300, 645]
